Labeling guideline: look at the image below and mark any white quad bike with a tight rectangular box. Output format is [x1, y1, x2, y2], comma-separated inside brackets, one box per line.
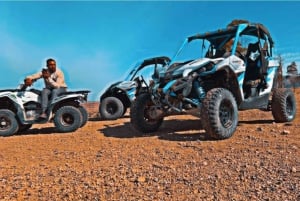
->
[0, 84, 90, 136]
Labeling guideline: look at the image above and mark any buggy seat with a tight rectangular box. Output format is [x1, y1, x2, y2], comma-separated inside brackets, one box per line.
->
[243, 42, 268, 98]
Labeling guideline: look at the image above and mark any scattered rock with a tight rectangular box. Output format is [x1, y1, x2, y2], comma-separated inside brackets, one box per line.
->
[256, 127, 263, 132]
[281, 130, 290, 135]
[137, 176, 146, 183]
[0, 96, 300, 200]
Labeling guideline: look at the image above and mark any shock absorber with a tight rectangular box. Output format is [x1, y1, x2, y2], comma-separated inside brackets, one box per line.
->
[194, 79, 206, 100]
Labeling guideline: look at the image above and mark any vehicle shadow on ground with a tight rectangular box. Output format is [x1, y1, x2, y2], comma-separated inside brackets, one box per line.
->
[99, 119, 209, 142]
[16, 127, 57, 136]
[88, 115, 130, 122]
[89, 117, 104, 121]
[238, 119, 274, 125]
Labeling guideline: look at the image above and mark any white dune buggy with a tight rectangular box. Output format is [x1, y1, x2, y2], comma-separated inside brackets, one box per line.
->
[130, 20, 297, 140]
[99, 56, 170, 120]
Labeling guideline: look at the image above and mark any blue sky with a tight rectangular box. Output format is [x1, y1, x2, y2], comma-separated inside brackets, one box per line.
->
[0, 1, 299, 100]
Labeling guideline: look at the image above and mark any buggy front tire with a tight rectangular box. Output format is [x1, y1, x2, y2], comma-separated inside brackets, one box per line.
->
[130, 93, 163, 133]
[0, 109, 19, 137]
[100, 97, 124, 120]
[201, 88, 238, 140]
[271, 88, 297, 122]
[54, 106, 83, 133]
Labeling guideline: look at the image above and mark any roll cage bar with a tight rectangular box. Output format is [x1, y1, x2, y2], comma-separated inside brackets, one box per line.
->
[170, 21, 274, 64]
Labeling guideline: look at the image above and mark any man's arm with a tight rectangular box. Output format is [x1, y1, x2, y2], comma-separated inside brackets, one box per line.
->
[26, 71, 43, 81]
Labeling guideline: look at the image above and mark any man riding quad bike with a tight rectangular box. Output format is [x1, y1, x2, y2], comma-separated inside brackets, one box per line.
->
[130, 20, 297, 140]
[99, 56, 170, 120]
[0, 80, 90, 137]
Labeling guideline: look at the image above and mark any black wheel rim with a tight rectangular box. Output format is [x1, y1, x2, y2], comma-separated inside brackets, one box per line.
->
[0, 116, 11, 131]
[61, 113, 75, 126]
[219, 100, 234, 128]
[143, 102, 159, 124]
[106, 102, 118, 115]
[286, 96, 294, 118]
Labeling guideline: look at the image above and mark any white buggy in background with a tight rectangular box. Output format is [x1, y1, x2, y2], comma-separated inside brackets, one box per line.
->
[99, 56, 170, 120]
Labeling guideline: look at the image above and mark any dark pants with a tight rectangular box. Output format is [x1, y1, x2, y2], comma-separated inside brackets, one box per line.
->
[41, 87, 67, 113]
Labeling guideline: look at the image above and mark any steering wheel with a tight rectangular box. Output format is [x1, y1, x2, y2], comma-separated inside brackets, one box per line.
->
[223, 50, 245, 60]
[234, 50, 246, 60]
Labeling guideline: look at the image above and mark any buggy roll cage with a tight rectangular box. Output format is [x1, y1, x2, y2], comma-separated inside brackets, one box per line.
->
[169, 21, 274, 65]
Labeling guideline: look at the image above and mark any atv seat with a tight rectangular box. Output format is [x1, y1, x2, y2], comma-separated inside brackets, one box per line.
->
[29, 89, 42, 96]
[60, 90, 90, 96]
[26, 89, 90, 97]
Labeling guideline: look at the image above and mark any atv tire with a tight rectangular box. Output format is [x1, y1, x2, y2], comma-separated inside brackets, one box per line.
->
[271, 88, 297, 122]
[122, 107, 128, 117]
[78, 106, 88, 127]
[201, 88, 238, 140]
[54, 106, 82, 133]
[130, 93, 163, 133]
[0, 109, 19, 137]
[100, 97, 124, 120]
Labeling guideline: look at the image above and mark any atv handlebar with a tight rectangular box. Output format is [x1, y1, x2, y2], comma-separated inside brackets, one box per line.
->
[19, 84, 28, 91]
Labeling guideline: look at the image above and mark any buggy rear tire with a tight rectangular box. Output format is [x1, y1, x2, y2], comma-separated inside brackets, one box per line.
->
[0, 109, 19, 137]
[271, 88, 297, 122]
[130, 93, 163, 133]
[54, 106, 82, 133]
[100, 97, 124, 120]
[78, 106, 88, 127]
[201, 88, 238, 140]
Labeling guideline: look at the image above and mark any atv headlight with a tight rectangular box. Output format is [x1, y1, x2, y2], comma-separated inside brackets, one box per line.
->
[79, 93, 89, 102]
[78, 95, 86, 103]
[83, 94, 88, 101]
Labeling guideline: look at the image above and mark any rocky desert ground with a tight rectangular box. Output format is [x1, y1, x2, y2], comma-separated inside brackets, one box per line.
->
[0, 90, 299, 201]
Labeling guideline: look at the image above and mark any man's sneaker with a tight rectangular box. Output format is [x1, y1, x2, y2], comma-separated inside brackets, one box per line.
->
[39, 113, 47, 119]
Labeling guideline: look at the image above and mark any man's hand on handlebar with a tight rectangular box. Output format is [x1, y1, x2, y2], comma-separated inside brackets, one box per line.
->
[24, 78, 33, 86]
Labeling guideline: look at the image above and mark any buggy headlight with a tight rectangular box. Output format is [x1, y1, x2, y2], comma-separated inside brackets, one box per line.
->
[183, 69, 193, 77]
[198, 62, 215, 74]
[204, 62, 215, 71]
